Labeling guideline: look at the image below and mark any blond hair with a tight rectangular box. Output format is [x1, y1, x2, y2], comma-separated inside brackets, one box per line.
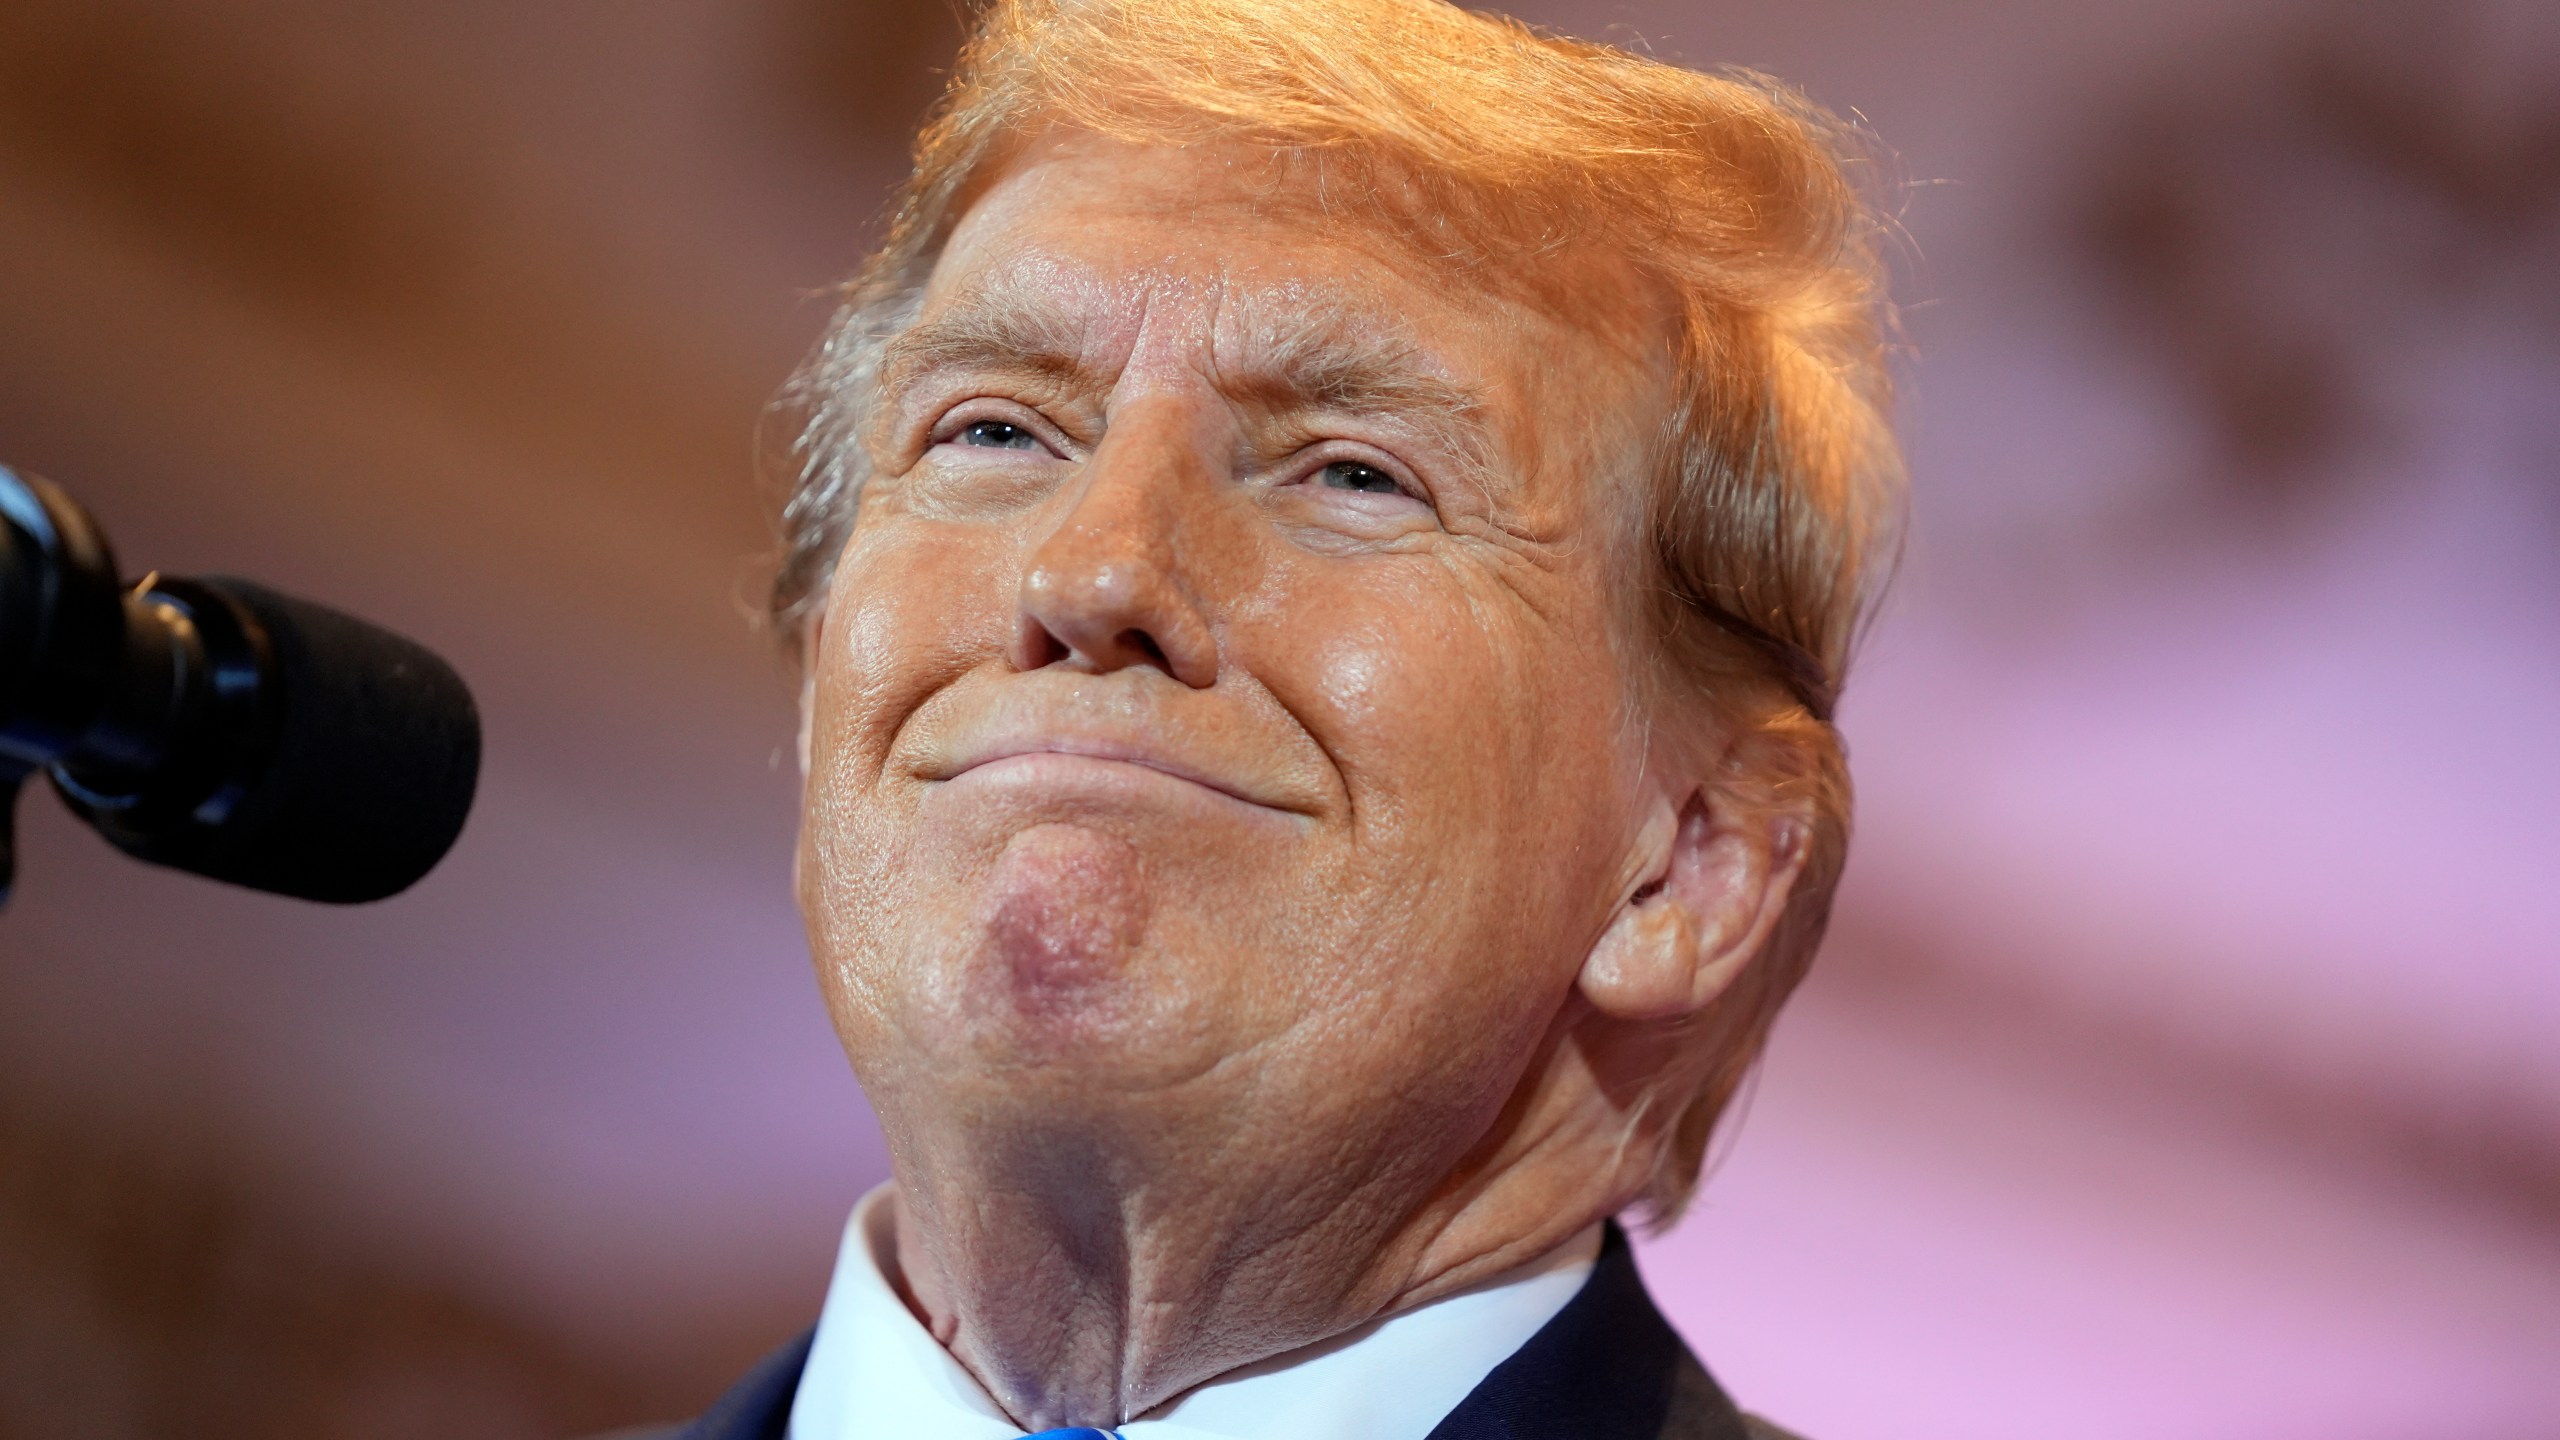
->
[771, 0, 1903, 1222]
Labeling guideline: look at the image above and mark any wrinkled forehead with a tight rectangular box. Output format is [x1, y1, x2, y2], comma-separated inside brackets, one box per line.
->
[907, 135, 1675, 498]
[915, 245, 1464, 394]
[925, 151, 1496, 392]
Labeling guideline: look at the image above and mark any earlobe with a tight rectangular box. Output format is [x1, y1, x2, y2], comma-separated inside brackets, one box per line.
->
[1578, 790, 1808, 1023]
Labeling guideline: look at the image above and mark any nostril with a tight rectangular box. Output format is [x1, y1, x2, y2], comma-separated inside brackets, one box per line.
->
[1118, 628, 1169, 671]
[1016, 618, 1070, 671]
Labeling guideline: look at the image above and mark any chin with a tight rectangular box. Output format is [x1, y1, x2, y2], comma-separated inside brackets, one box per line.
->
[825, 801, 1309, 1095]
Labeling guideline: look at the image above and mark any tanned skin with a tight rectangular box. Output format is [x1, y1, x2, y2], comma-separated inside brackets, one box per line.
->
[795, 131, 1810, 1431]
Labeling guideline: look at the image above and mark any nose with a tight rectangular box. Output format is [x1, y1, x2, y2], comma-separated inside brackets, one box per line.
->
[1010, 412, 1220, 689]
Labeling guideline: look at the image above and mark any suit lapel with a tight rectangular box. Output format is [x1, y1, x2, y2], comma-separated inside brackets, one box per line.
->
[1422, 1224, 1751, 1440]
[674, 1328, 810, 1440]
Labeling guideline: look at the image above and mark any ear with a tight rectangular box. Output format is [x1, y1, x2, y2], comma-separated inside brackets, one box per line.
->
[1578, 779, 1811, 1023]
[794, 609, 827, 779]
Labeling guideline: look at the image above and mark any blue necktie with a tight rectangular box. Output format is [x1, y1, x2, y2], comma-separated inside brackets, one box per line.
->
[1023, 1431, 1120, 1439]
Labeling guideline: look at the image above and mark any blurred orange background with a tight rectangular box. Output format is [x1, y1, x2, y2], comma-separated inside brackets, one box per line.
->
[1, 2, 2554, 1437]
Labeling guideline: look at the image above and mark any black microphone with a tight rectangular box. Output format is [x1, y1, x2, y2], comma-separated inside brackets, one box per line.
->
[0, 465, 479, 904]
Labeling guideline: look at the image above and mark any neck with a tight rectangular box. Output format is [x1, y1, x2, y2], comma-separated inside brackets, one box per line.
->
[883, 1136, 1389, 1427]
[874, 1026, 1652, 1430]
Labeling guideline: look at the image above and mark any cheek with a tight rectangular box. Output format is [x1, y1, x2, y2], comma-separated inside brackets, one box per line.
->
[1287, 564, 1625, 837]
[811, 519, 1019, 779]
[1230, 560, 1632, 1129]
[1258, 555, 1635, 967]
[800, 520, 1019, 964]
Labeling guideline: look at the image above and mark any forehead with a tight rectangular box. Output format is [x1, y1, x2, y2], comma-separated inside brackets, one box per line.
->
[930, 146, 1497, 372]
[916, 133, 1673, 487]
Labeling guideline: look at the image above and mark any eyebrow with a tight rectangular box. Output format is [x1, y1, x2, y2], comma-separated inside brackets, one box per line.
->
[877, 289, 1497, 484]
[877, 299, 1090, 397]
[1219, 309, 1494, 478]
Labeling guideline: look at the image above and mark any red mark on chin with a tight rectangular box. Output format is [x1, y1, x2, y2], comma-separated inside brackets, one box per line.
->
[982, 824, 1149, 1013]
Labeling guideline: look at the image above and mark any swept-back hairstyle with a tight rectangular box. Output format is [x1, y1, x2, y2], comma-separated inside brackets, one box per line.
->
[771, 0, 1903, 1222]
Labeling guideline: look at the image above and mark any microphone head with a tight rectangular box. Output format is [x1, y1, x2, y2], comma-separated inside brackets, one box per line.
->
[57, 578, 480, 903]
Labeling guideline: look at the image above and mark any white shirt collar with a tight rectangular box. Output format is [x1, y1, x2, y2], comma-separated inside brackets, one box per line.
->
[789, 1184, 1600, 1440]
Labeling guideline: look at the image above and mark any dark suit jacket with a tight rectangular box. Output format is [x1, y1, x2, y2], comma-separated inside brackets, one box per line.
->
[671, 1224, 1802, 1440]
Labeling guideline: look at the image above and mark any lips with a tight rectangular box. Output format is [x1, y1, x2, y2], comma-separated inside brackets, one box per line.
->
[899, 671, 1326, 819]
[946, 739, 1273, 807]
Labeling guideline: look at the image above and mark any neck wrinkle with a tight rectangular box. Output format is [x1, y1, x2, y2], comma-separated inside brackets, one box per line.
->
[892, 1178, 1146, 1429]
[874, 1001, 1656, 1429]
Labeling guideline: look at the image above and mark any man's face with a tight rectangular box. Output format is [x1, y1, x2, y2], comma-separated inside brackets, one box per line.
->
[800, 133, 1676, 1200]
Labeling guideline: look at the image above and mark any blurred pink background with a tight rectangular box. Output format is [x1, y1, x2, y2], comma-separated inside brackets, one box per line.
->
[1, 1, 2554, 1436]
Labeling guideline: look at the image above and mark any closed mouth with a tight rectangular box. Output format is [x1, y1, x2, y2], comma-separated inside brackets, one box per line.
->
[940, 741, 1301, 815]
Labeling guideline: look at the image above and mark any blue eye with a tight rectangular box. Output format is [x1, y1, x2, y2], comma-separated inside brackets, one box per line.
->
[959, 420, 1041, 451]
[1319, 461, 1403, 495]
